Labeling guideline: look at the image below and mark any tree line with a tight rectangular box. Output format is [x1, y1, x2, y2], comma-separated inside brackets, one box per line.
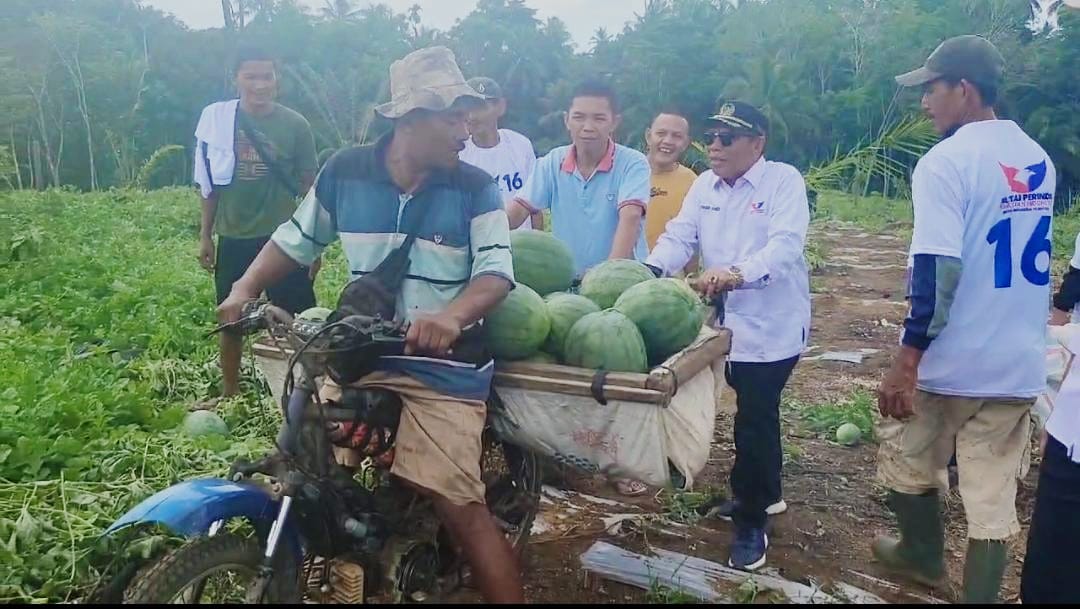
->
[0, 0, 1076, 197]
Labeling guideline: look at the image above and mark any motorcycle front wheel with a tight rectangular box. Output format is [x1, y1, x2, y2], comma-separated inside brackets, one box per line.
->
[123, 532, 301, 604]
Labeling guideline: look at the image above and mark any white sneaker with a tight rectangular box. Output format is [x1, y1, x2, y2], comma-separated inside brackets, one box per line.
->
[708, 498, 787, 521]
[766, 499, 788, 516]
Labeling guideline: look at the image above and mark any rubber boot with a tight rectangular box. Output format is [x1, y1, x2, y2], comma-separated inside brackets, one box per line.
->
[962, 539, 1008, 604]
[871, 490, 947, 588]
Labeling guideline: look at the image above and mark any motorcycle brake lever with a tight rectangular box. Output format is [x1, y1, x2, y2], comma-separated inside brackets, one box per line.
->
[206, 301, 270, 337]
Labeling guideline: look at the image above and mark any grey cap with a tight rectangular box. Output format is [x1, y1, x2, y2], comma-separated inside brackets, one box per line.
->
[466, 77, 503, 100]
[375, 46, 484, 119]
[895, 35, 1005, 88]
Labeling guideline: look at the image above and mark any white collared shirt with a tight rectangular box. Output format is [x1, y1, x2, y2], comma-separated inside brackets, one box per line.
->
[646, 156, 811, 363]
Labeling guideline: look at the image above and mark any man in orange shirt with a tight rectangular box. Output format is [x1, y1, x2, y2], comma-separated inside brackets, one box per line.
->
[644, 110, 697, 262]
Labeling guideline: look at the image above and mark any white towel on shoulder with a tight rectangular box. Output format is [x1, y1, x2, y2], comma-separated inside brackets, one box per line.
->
[193, 99, 239, 198]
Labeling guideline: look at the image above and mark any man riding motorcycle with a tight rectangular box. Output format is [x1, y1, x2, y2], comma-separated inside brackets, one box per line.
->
[217, 46, 524, 603]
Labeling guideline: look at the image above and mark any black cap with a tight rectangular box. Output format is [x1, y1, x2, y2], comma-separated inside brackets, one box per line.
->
[466, 76, 503, 100]
[895, 35, 1004, 89]
[706, 100, 769, 135]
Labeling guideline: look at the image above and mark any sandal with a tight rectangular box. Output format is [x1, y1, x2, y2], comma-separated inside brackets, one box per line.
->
[612, 477, 649, 497]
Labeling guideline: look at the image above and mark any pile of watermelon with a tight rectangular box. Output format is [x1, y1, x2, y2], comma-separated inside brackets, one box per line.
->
[483, 232, 706, 373]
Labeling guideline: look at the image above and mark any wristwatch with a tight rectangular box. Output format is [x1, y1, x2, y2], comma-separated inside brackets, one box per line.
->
[728, 265, 745, 288]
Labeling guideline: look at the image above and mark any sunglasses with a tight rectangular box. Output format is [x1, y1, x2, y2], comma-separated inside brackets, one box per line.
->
[702, 130, 755, 147]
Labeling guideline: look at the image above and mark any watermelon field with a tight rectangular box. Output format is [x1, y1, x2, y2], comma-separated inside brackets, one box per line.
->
[0, 188, 357, 602]
[2, 187, 1079, 603]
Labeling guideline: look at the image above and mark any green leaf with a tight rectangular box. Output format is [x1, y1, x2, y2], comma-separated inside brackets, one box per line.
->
[14, 508, 40, 549]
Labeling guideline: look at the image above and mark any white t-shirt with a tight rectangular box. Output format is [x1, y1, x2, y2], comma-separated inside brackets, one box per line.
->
[1046, 323, 1080, 464]
[909, 120, 1056, 398]
[460, 129, 537, 230]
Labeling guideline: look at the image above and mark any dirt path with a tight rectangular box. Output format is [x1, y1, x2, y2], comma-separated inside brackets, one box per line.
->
[456, 221, 1040, 604]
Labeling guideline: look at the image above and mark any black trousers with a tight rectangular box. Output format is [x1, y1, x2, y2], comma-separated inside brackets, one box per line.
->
[214, 235, 316, 314]
[1021, 434, 1080, 604]
[725, 355, 799, 529]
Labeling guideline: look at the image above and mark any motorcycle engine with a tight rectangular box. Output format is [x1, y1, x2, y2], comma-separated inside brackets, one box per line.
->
[304, 556, 366, 604]
[383, 539, 441, 603]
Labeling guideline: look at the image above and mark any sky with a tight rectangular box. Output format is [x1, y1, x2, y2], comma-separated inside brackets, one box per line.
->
[142, 0, 649, 50]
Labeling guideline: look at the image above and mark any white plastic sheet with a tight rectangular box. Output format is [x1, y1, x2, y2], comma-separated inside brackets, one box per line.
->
[492, 365, 719, 489]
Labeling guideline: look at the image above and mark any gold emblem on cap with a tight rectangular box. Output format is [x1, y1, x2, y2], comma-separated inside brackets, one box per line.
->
[718, 103, 736, 117]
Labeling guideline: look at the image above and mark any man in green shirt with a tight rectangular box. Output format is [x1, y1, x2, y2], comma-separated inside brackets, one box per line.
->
[195, 46, 318, 398]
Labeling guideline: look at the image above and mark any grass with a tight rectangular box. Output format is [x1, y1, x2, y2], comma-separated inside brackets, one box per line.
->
[812, 190, 913, 234]
[803, 238, 827, 274]
[782, 440, 804, 464]
[1052, 198, 1080, 276]
[812, 189, 1080, 274]
[656, 486, 724, 525]
[789, 390, 877, 442]
[645, 582, 701, 604]
[0, 187, 310, 602]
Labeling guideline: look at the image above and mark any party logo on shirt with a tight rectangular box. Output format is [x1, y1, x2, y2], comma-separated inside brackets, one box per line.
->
[999, 159, 1052, 213]
[650, 186, 668, 198]
[748, 200, 767, 215]
[1000, 160, 1047, 194]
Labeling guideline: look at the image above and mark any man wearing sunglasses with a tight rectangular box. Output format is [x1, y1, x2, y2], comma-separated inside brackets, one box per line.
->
[645, 100, 811, 572]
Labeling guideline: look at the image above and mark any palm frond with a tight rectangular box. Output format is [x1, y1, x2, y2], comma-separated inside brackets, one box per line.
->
[805, 116, 935, 196]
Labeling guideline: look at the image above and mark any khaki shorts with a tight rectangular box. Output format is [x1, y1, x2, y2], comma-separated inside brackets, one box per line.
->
[876, 390, 1033, 540]
[320, 371, 487, 506]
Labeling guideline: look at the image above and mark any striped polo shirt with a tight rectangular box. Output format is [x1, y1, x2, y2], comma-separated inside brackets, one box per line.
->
[272, 134, 514, 400]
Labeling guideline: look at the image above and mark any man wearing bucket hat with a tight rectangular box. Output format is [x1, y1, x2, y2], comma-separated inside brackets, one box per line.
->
[646, 99, 811, 572]
[875, 35, 1056, 602]
[218, 46, 524, 603]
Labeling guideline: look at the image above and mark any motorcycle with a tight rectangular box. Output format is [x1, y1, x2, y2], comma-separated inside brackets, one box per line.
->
[102, 301, 541, 603]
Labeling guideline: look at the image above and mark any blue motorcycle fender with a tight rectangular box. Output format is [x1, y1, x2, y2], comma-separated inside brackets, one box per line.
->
[104, 478, 301, 558]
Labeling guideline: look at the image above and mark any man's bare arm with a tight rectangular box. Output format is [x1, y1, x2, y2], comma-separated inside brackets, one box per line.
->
[198, 193, 219, 271]
[609, 205, 645, 259]
[405, 275, 512, 356]
[530, 210, 545, 231]
[507, 199, 533, 230]
[446, 275, 513, 328]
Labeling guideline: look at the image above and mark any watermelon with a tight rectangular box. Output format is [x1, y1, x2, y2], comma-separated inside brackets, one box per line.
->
[579, 259, 656, 309]
[523, 351, 558, 364]
[614, 278, 705, 364]
[182, 410, 229, 438]
[484, 284, 551, 360]
[836, 423, 863, 446]
[511, 231, 575, 296]
[543, 293, 601, 359]
[297, 306, 333, 321]
[563, 310, 649, 373]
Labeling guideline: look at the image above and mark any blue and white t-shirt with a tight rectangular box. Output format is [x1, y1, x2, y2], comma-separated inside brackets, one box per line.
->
[908, 120, 1055, 398]
[272, 134, 514, 400]
[460, 129, 537, 230]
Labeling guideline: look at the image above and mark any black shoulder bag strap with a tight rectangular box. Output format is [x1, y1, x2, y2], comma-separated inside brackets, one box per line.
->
[236, 112, 302, 199]
[332, 196, 433, 321]
[201, 141, 215, 195]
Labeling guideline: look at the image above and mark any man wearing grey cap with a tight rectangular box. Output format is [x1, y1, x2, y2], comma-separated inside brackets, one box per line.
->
[460, 76, 542, 230]
[218, 46, 524, 602]
[875, 35, 1057, 603]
